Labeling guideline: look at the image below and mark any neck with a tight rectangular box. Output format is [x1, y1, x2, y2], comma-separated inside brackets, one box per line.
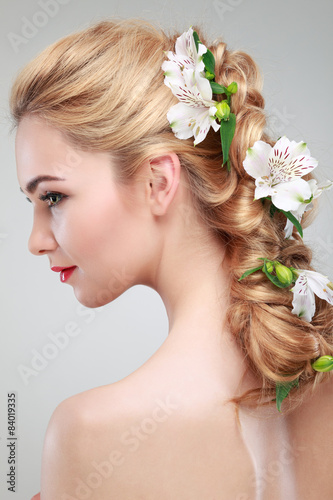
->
[141, 192, 259, 397]
[149, 196, 227, 325]
[161, 240, 227, 325]
[152, 227, 256, 396]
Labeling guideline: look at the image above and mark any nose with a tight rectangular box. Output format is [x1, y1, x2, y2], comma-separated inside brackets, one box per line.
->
[28, 212, 58, 256]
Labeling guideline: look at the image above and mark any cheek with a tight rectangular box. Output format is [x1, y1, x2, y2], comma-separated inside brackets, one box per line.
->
[55, 194, 137, 263]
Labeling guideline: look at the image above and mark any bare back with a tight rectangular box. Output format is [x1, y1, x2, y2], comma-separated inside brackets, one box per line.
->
[41, 344, 333, 500]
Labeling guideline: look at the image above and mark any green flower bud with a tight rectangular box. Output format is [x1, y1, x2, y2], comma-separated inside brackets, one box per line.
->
[227, 82, 238, 94]
[327, 282, 333, 291]
[312, 355, 333, 372]
[274, 263, 293, 286]
[265, 261, 274, 273]
[215, 101, 230, 120]
[205, 70, 215, 81]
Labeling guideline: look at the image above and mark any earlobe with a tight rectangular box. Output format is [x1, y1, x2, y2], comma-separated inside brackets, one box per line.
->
[148, 153, 181, 216]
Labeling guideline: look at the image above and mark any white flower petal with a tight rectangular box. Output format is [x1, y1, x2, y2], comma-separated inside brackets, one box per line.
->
[243, 141, 272, 179]
[166, 68, 215, 110]
[283, 207, 303, 238]
[174, 27, 206, 73]
[168, 82, 206, 108]
[174, 29, 192, 58]
[211, 112, 221, 132]
[167, 102, 218, 145]
[194, 70, 213, 101]
[193, 122, 211, 145]
[291, 274, 316, 322]
[162, 60, 183, 83]
[307, 178, 318, 195]
[193, 106, 220, 145]
[282, 137, 311, 160]
[254, 178, 274, 200]
[271, 178, 312, 211]
[167, 102, 196, 140]
[312, 179, 333, 199]
[273, 136, 310, 161]
[284, 218, 294, 239]
[197, 41, 207, 58]
[268, 138, 318, 184]
[292, 270, 333, 322]
[305, 270, 333, 306]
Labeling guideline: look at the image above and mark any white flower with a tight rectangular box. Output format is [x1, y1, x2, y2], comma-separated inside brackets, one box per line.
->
[291, 269, 333, 322]
[243, 136, 318, 211]
[162, 28, 219, 146]
[162, 27, 207, 87]
[167, 101, 219, 145]
[284, 179, 333, 238]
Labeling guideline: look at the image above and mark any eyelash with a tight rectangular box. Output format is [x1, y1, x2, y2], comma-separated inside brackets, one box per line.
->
[38, 192, 68, 208]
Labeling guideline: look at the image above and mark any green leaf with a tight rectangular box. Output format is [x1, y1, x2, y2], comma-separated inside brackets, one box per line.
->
[210, 82, 228, 95]
[270, 204, 277, 218]
[192, 31, 200, 52]
[203, 49, 215, 77]
[220, 112, 236, 170]
[275, 378, 299, 412]
[262, 260, 290, 288]
[238, 266, 263, 281]
[280, 209, 303, 238]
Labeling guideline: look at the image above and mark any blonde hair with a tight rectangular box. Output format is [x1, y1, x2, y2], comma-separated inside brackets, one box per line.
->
[10, 19, 333, 410]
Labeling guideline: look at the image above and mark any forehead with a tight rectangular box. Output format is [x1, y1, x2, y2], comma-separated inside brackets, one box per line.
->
[15, 115, 80, 181]
[15, 116, 118, 192]
[16, 114, 64, 147]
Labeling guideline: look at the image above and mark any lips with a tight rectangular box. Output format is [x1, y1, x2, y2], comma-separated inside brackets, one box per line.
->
[51, 266, 77, 283]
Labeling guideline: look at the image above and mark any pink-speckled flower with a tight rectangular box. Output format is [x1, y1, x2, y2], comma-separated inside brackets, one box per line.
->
[162, 27, 207, 88]
[162, 27, 220, 145]
[243, 136, 318, 211]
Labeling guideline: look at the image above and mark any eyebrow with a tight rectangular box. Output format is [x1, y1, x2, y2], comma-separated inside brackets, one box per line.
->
[22, 175, 66, 194]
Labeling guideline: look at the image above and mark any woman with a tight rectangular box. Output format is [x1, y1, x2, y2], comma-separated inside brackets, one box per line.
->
[11, 19, 333, 499]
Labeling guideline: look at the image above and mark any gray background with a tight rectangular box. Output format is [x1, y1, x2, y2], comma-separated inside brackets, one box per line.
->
[1, 0, 332, 498]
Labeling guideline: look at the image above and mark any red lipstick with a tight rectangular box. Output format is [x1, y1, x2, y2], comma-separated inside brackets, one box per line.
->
[51, 266, 77, 283]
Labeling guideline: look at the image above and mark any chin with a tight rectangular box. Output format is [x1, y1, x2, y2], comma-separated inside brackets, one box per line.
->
[73, 285, 128, 308]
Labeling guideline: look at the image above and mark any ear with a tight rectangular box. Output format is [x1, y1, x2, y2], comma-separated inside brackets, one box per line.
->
[147, 153, 181, 216]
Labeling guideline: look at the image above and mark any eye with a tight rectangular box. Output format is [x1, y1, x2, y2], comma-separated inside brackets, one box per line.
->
[39, 192, 67, 208]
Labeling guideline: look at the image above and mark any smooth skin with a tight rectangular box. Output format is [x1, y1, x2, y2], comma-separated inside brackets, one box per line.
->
[16, 115, 333, 499]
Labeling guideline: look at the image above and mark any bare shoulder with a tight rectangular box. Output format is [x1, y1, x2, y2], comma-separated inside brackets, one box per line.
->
[40, 377, 179, 498]
[40, 370, 256, 499]
[39, 384, 122, 499]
